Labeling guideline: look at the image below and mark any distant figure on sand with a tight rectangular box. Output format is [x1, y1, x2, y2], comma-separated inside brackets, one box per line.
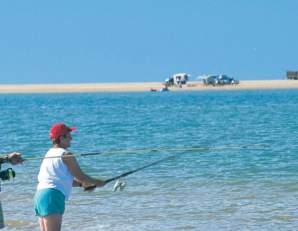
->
[34, 123, 106, 231]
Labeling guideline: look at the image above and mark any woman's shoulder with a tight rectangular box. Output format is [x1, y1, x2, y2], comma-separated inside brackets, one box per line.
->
[46, 147, 68, 157]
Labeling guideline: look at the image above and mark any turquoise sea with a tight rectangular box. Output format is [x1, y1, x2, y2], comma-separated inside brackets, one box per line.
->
[0, 90, 298, 230]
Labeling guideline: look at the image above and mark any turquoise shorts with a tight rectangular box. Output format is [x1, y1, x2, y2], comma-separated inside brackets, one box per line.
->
[34, 188, 65, 217]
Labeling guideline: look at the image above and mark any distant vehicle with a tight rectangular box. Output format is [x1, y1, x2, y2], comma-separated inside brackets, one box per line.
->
[198, 74, 239, 86]
[164, 73, 190, 88]
[287, 70, 298, 80]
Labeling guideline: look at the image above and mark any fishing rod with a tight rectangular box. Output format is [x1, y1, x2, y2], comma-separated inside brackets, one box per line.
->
[84, 154, 178, 191]
[24, 151, 106, 161]
[105, 155, 176, 184]
[83, 143, 268, 191]
[23, 143, 268, 161]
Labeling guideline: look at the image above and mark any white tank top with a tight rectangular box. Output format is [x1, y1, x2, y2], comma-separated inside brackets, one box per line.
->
[37, 148, 74, 200]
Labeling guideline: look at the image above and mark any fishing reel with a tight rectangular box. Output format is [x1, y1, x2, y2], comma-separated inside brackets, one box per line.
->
[113, 179, 126, 192]
[0, 168, 15, 181]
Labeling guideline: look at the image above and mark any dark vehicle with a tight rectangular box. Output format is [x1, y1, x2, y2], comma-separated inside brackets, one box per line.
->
[199, 74, 239, 86]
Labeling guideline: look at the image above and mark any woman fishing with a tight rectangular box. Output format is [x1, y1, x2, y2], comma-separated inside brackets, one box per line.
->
[34, 123, 106, 231]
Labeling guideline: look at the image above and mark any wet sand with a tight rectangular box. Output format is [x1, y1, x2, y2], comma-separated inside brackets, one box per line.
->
[0, 80, 298, 93]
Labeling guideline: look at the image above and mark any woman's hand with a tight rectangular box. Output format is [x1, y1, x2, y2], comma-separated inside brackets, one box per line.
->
[83, 180, 106, 191]
[83, 184, 97, 192]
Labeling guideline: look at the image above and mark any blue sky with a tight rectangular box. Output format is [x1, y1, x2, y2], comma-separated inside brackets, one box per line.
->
[0, 1, 297, 84]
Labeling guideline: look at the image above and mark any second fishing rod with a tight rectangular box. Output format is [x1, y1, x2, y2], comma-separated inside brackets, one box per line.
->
[24, 143, 268, 162]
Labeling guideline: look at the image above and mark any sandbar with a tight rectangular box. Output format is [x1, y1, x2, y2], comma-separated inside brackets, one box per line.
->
[0, 80, 298, 93]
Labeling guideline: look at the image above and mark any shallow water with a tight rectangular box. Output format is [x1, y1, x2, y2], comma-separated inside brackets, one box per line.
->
[0, 90, 298, 230]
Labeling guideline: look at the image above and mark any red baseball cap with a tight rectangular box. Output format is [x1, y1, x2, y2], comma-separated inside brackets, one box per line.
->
[49, 123, 76, 140]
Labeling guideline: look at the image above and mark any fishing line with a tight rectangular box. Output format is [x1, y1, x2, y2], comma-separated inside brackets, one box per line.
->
[22, 143, 268, 162]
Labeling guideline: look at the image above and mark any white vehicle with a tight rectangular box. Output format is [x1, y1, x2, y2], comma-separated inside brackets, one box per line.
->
[164, 73, 190, 87]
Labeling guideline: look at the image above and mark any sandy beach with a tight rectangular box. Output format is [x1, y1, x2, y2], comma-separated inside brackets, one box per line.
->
[0, 80, 298, 93]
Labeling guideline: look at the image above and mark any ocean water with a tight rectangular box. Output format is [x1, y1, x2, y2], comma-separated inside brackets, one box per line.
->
[0, 90, 298, 230]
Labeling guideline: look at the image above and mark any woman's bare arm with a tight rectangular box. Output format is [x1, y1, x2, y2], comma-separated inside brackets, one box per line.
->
[62, 153, 105, 187]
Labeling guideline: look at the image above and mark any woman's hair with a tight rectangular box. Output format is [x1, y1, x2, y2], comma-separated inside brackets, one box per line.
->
[52, 137, 61, 145]
[52, 134, 67, 145]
